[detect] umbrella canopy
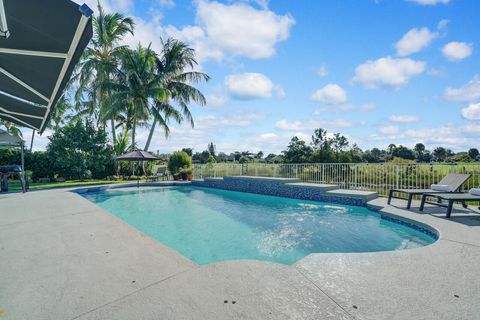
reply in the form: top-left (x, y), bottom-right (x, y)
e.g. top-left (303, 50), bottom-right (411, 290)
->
top-left (0, 0), bottom-right (93, 133)
top-left (115, 150), bottom-right (161, 161)
top-left (0, 128), bottom-right (23, 148)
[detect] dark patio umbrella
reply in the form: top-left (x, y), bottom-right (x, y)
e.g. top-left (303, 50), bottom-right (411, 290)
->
top-left (115, 151), bottom-right (161, 187)
top-left (0, 0), bottom-right (93, 133)
top-left (115, 150), bottom-right (161, 161)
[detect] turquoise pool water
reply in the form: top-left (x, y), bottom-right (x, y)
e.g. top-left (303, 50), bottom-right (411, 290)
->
top-left (83, 186), bottom-right (435, 265)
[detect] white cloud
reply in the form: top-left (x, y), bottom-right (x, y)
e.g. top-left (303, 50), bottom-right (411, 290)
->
top-left (444, 75), bottom-right (480, 103)
top-left (311, 84), bottom-right (347, 104)
top-left (352, 56), bottom-right (426, 89)
top-left (407, 0), bottom-right (449, 5)
top-left (76, 0), bottom-right (133, 14)
top-left (395, 27), bottom-right (438, 56)
top-left (168, 0), bottom-right (295, 62)
top-left (275, 119), bottom-right (355, 131)
top-left (437, 19), bottom-right (449, 30)
top-left (123, 16), bottom-right (165, 52)
top-left (275, 86), bottom-right (286, 99)
top-left (158, 0), bottom-right (175, 8)
top-left (379, 126), bottom-right (400, 135)
top-left (225, 73), bottom-right (276, 100)
top-left (314, 103), bottom-right (377, 114)
top-left (461, 103), bottom-right (480, 121)
top-left (317, 64), bottom-right (328, 77)
top-left (206, 93), bottom-right (228, 108)
top-left (441, 42), bottom-right (473, 61)
top-left (389, 115), bottom-right (420, 123)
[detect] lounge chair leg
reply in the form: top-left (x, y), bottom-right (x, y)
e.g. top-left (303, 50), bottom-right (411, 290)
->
top-left (388, 190), bottom-right (394, 205)
top-left (446, 201), bottom-right (454, 218)
top-left (462, 202), bottom-right (468, 208)
top-left (407, 194), bottom-right (414, 209)
top-left (419, 194), bottom-right (427, 211)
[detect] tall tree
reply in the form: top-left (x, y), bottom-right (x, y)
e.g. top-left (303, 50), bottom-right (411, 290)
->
top-left (144, 38), bottom-right (209, 151)
top-left (282, 136), bottom-right (313, 163)
top-left (207, 142), bottom-right (216, 157)
top-left (468, 148), bottom-right (479, 160)
top-left (74, 3), bottom-right (134, 146)
top-left (433, 147), bottom-right (447, 162)
top-left (105, 44), bottom-right (163, 150)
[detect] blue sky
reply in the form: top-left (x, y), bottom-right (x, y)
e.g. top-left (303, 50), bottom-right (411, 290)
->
top-left (31, 0), bottom-right (480, 153)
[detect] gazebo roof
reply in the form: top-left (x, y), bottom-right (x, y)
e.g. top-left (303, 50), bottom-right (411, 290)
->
top-left (0, 128), bottom-right (23, 148)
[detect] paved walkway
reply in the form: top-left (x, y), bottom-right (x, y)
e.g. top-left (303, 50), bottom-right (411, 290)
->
top-left (1, 187), bottom-right (479, 319)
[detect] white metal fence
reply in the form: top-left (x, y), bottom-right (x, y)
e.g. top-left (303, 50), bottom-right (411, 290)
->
top-left (193, 163), bottom-right (480, 197)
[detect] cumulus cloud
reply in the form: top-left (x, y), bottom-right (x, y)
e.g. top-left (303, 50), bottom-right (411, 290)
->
top-left (206, 93), bottom-right (228, 108)
top-left (444, 75), bottom-right (480, 103)
top-left (461, 103), bottom-right (480, 121)
top-left (314, 103), bottom-right (377, 114)
top-left (275, 119), bottom-right (355, 131)
top-left (379, 126), bottom-right (400, 135)
top-left (225, 73), bottom-right (280, 100)
top-left (167, 0), bottom-right (294, 62)
top-left (158, 0), bottom-right (175, 8)
top-left (395, 27), bottom-right (438, 56)
top-left (407, 0), bottom-right (449, 5)
top-left (352, 56), bottom-right (426, 89)
top-left (389, 115), bottom-right (420, 123)
top-left (441, 42), bottom-right (473, 61)
top-left (311, 84), bottom-right (347, 104)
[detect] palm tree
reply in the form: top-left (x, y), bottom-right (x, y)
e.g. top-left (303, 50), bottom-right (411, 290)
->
top-left (143, 38), bottom-right (209, 151)
top-left (105, 44), bottom-right (166, 150)
top-left (73, 3), bottom-right (134, 145)
top-left (48, 97), bottom-right (72, 133)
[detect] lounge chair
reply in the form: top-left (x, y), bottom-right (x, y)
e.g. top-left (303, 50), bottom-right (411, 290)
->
top-left (419, 188), bottom-right (480, 218)
top-left (148, 167), bottom-right (167, 182)
top-left (387, 173), bottom-right (471, 209)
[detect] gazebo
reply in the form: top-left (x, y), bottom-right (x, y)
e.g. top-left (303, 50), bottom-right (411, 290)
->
top-left (0, 128), bottom-right (25, 192)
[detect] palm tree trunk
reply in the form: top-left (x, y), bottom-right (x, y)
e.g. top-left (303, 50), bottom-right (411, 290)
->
top-left (110, 119), bottom-right (116, 147)
top-left (131, 117), bottom-right (136, 151)
top-left (144, 119), bottom-right (157, 151)
top-left (30, 130), bottom-right (35, 152)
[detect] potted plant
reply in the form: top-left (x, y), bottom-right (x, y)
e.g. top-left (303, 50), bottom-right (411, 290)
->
top-left (179, 166), bottom-right (193, 181)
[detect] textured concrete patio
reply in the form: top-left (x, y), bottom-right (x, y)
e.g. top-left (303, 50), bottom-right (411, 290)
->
top-left (1, 186), bottom-right (479, 319)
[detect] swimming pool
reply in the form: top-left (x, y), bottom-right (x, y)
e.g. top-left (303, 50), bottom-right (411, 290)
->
top-left (83, 186), bottom-right (436, 265)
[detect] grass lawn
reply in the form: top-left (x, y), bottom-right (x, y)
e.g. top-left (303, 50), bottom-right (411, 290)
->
top-left (7, 179), bottom-right (148, 191)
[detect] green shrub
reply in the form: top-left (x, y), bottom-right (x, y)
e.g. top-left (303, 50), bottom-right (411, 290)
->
top-left (168, 151), bottom-right (192, 175)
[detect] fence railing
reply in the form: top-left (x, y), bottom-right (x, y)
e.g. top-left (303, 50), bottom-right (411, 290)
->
top-left (193, 162), bottom-right (480, 197)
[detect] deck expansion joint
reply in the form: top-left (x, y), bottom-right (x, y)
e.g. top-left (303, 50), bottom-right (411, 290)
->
top-left (294, 266), bottom-right (359, 320)
top-left (69, 267), bottom-right (197, 320)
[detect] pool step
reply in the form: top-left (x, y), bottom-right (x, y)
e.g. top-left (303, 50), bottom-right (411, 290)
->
top-left (285, 182), bottom-right (339, 192)
top-left (326, 189), bottom-right (378, 202)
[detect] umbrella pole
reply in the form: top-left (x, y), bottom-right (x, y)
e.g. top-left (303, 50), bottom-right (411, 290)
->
top-left (20, 141), bottom-right (26, 193)
top-left (137, 160), bottom-right (139, 188)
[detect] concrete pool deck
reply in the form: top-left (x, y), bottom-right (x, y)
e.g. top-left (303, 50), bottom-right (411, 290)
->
top-left (1, 185), bottom-right (479, 319)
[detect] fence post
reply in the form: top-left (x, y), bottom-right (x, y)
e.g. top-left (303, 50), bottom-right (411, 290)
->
top-left (355, 165), bottom-right (358, 189)
top-left (273, 165), bottom-right (276, 177)
top-left (295, 164), bottom-right (298, 179)
top-left (214, 166), bottom-right (216, 178)
top-left (396, 164), bottom-right (400, 189)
